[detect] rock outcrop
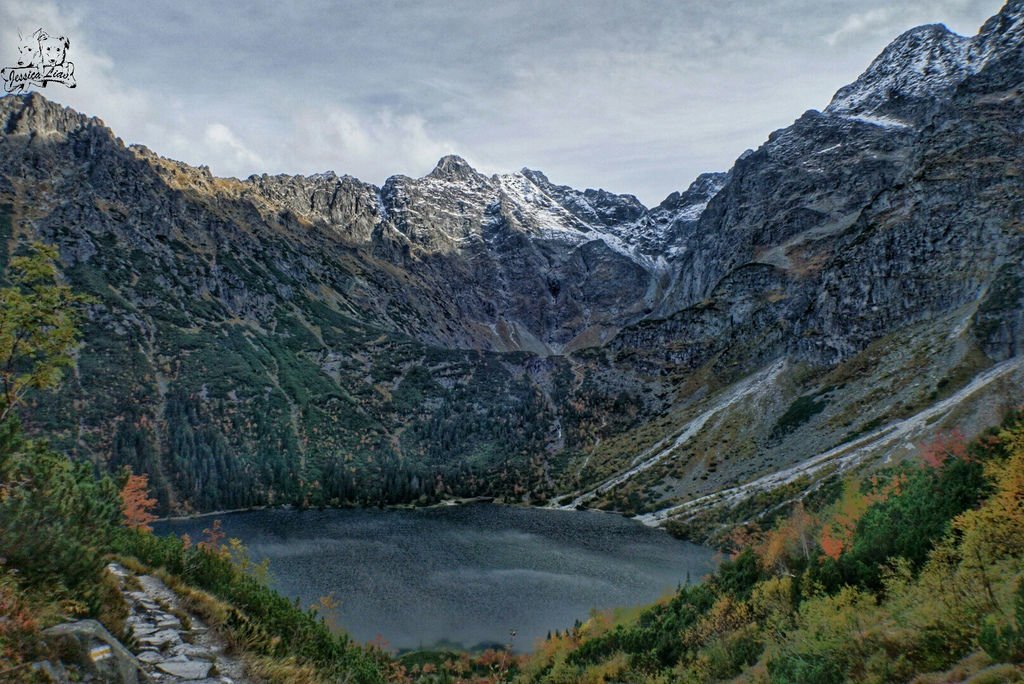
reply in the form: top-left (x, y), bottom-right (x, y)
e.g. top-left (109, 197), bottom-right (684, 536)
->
top-left (41, 619), bottom-right (151, 683)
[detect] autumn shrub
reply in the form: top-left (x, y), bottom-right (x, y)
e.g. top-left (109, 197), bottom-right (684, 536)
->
top-left (120, 471), bottom-right (158, 532)
top-left (0, 570), bottom-right (42, 672)
top-left (686, 622), bottom-right (762, 681)
top-left (766, 586), bottom-right (881, 684)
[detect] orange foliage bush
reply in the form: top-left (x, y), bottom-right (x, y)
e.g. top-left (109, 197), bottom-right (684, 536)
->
top-left (0, 577), bottom-right (40, 668)
top-left (198, 519), bottom-right (226, 553)
top-left (919, 430), bottom-right (968, 469)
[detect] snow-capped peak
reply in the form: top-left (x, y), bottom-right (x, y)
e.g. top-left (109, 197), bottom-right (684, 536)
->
top-left (826, 0), bottom-right (1024, 124)
top-left (826, 24), bottom-right (971, 118)
top-left (971, 0), bottom-right (1024, 68)
top-left (492, 171), bottom-right (657, 267)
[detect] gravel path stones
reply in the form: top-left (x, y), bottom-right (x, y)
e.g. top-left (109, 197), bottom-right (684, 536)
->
top-left (107, 563), bottom-right (251, 683)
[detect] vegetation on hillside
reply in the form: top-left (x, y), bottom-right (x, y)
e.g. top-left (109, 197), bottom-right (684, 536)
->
top-left (516, 416), bottom-right (1024, 683)
top-left (38, 226), bottom-right (586, 515)
top-left (3, 241), bottom-right (1024, 683)
top-left (0, 244), bottom-right (392, 682)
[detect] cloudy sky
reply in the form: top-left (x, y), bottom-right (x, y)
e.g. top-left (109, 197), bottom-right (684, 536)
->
top-left (0, 0), bottom-right (1005, 205)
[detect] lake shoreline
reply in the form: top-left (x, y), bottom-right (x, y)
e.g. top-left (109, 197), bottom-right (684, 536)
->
top-left (154, 496), bottom-right (640, 524)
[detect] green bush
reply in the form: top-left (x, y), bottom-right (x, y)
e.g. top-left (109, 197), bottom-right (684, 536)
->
top-left (767, 650), bottom-right (845, 684)
top-left (839, 455), bottom-right (988, 589)
top-left (980, 579), bottom-right (1024, 663)
top-left (712, 548), bottom-right (762, 600)
top-left (771, 395), bottom-right (827, 439)
top-left (0, 420), bottom-right (121, 613)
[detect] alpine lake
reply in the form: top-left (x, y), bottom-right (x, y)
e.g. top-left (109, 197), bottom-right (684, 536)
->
top-left (155, 504), bottom-right (717, 653)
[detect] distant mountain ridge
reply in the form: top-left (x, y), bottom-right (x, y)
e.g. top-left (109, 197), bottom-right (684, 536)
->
top-left (243, 149), bottom-right (723, 354)
top-left (0, 0), bottom-right (1022, 534)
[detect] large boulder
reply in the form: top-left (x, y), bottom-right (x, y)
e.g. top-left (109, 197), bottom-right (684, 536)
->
top-left (42, 619), bottom-right (151, 683)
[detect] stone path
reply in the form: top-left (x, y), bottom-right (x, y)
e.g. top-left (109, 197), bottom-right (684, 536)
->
top-left (107, 563), bottom-right (251, 683)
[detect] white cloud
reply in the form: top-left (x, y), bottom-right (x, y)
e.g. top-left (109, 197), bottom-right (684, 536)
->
top-left (825, 8), bottom-right (896, 46)
top-left (274, 106), bottom-right (458, 182)
top-left (202, 123), bottom-right (265, 176)
top-left (0, 1), bottom-right (456, 184)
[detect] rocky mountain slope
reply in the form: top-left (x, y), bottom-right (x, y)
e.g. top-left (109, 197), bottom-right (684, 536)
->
top-left (552, 0), bottom-right (1024, 529)
top-left (1, 0), bottom-right (1023, 533)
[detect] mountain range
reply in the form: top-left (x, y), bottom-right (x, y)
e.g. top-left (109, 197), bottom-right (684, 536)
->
top-left (1, 0), bottom-right (1023, 539)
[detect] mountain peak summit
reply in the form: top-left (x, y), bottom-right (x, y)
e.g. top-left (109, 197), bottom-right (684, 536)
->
top-left (826, 23), bottom-right (971, 119)
top-left (427, 155), bottom-right (485, 183)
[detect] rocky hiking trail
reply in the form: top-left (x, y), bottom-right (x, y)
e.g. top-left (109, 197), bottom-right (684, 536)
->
top-left (107, 562), bottom-right (251, 683)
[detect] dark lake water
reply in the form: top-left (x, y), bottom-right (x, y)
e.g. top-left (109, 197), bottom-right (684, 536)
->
top-left (154, 505), bottom-right (716, 652)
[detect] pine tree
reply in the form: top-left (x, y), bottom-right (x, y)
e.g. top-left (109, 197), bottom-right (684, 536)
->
top-left (0, 242), bottom-right (92, 424)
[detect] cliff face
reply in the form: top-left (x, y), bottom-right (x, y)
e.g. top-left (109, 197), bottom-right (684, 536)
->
top-left (1, 1), bottom-right (1022, 524)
